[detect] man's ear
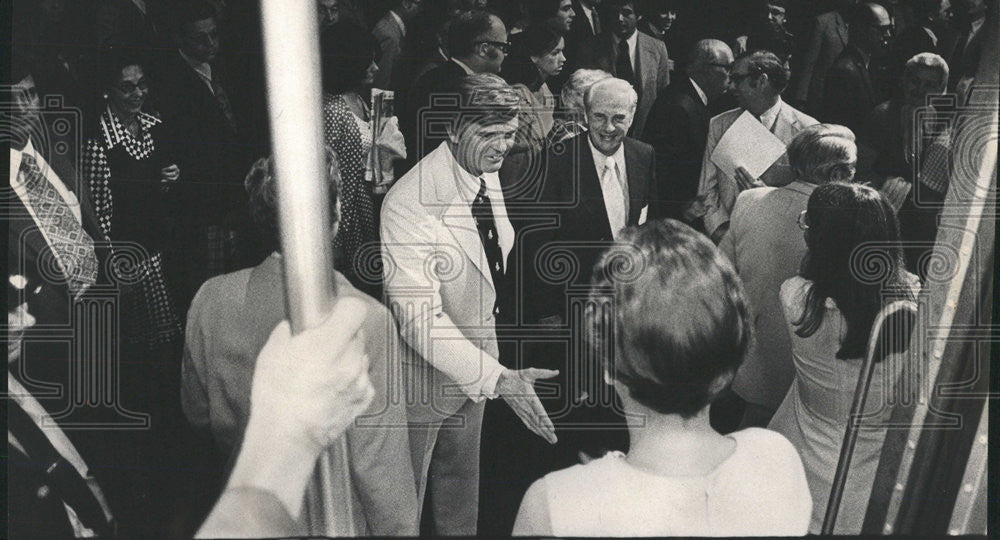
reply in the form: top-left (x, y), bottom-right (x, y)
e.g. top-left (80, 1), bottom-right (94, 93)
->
top-left (707, 370), bottom-right (735, 399)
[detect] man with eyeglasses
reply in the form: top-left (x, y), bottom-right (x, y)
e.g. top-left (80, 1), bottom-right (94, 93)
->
top-left (643, 39), bottom-right (734, 223)
top-left (153, 1), bottom-right (256, 315)
top-left (822, 3), bottom-right (895, 135)
top-left (695, 50), bottom-right (819, 243)
top-left (399, 10), bottom-right (510, 170)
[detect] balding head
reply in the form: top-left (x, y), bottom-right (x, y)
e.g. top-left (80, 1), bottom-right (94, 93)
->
top-left (687, 39), bottom-right (735, 100)
top-left (849, 3), bottom-right (893, 53)
top-left (584, 78), bottom-right (637, 155)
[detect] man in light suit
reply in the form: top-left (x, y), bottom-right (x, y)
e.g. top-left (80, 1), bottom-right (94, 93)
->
top-left (372, 0), bottom-right (423, 91)
top-left (715, 124), bottom-right (858, 430)
top-left (382, 73), bottom-right (558, 536)
top-left (793, 0), bottom-right (858, 113)
top-left (696, 50), bottom-right (819, 242)
top-left (575, 0), bottom-right (670, 137)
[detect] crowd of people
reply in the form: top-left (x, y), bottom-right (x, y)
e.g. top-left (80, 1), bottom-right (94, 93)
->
top-left (6, 0), bottom-right (993, 537)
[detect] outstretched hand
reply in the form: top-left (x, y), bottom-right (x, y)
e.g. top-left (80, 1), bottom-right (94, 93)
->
top-left (497, 368), bottom-right (560, 444)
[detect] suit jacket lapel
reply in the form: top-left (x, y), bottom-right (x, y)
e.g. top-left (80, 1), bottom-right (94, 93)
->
top-left (623, 139), bottom-right (649, 225)
top-left (772, 104), bottom-right (801, 145)
top-left (835, 12), bottom-right (849, 47)
top-left (577, 139), bottom-right (615, 240)
top-left (433, 147), bottom-right (495, 290)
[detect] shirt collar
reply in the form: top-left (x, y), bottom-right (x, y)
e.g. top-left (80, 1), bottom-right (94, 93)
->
top-left (99, 105), bottom-right (160, 149)
top-left (442, 143), bottom-right (503, 205)
top-left (759, 97), bottom-right (783, 131)
top-left (970, 17), bottom-right (985, 39)
top-left (179, 49), bottom-right (212, 82)
top-left (689, 77), bottom-right (708, 106)
top-left (626, 30), bottom-right (638, 50)
top-left (588, 135), bottom-right (627, 178)
top-left (390, 10), bottom-right (406, 36)
top-left (451, 57), bottom-right (476, 75)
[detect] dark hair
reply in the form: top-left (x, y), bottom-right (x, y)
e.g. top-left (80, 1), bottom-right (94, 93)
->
top-left (320, 22), bottom-right (380, 94)
top-left (98, 48), bottom-right (147, 90)
top-left (640, 0), bottom-right (683, 17)
top-left (501, 24), bottom-right (562, 88)
top-left (171, 0), bottom-right (217, 33)
top-left (245, 148), bottom-right (342, 252)
top-left (588, 219), bottom-right (751, 418)
top-left (912, 0), bottom-right (943, 19)
top-left (448, 10), bottom-right (499, 58)
top-left (452, 73), bottom-right (520, 132)
top-left (527, 0), bottom-right (567, 23)
top-left (795, 183), bottom-right (915, 359)
top-left (737, 49), bottom-right (790, 92)
top-left (7, 48), bottom-right (35, 86)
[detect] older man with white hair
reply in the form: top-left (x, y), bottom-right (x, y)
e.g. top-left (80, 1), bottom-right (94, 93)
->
top-left (518, 75), bottom-right (654, 461)
top-left (713, 124), bottom-right (858, 431)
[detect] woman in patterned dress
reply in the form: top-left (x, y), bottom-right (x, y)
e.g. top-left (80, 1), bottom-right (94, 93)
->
top-left (83, 52), bottom-right (182, 349)
top-left (319, 22), bottom-right (384, 298)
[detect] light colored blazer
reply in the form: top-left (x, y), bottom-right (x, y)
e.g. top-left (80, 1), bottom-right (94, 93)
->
top-left (373, 11), bottom-right (405, 91)
top-left (697, 102), bottom-right (818, 236)
top-left (718, 181), bottom-right (815, 410)
top-left (381, 142), bottom-right (510, 409)
top-left (181, 256), bottom-right (419, 535)
top-left (578, 30), bottom-right (670, 137)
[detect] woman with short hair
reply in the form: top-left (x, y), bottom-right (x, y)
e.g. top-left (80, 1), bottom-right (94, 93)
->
top-left (769, 182), bottom-right (920, 534)
top-left (83, 50), bottom-right (182, 348)
top-left (547, 68), bottom-right (612, 144)
top-left (513, 219), bottom-right (813, 537)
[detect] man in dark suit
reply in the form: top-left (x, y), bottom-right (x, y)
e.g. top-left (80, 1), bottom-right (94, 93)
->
top-left (575, 0), bottom-right (670, 136)
top-left (793, 0), bottom-right (858, 113)
top-left (643, 39), bottom-right (734, 224)
top-left (397, 10), bottom-right (508, 171)
top-left (946, 0), bottom-right (990, 96)
top-left (823, 2), bottom-right (894, 135)
top-left (566, 0), bottom-right (603, 51)
top-left (153, 2), bottom-right (258, 313)
top-left (523, 75), bottom-right (653, 449)
top-left (372, 0), bottom-right (423, 91)
top-left (483, 76), bottom-right (652, 535)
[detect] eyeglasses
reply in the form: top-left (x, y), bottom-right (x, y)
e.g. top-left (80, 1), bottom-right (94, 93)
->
top-left (478, 40), bottom-right (510, 54)
top-left (797, 210), bottom-right (809, 231)
top-left (115, 80), bottom-right (149, 95)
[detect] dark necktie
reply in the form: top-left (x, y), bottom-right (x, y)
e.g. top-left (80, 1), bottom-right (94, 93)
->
top-left (470, 178), bottom-right (505, 317)
top-left (8, 399), bottom-right (114, 536)
top-left (616, 39), bottom-right (635, 85)
top-left (591, 12), bottom-right (601, 35)
top-left (18, 154), bottom-right (99, 298)
top-left (210, 73), bottom-right (237, 133)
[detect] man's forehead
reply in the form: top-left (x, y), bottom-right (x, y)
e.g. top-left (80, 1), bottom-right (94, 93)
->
top-left (188, 18), bottom-right (217, 33)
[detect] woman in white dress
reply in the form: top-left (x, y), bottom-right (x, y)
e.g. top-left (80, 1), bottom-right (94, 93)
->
top-left (513, 219), bottom-right (813, 537)
top-left (769, 182), bottom-right (920, 534)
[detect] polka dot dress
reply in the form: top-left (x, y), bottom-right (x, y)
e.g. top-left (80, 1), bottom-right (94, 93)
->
top-left (322, 93), bottom-right (379, 293)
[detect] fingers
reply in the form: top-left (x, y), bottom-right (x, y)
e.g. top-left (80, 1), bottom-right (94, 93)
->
top-left (521, 368), bottom-right (560, 382)
top-left (528, 396), bottom-right (557, 444)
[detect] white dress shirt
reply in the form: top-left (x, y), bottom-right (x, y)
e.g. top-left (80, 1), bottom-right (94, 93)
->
top-left (759, 97), bottom-right (783, 132)
top-left (451, 57), bottom-right (476, 75)
top-left (179, 49), bottom-right (215, 94)
top-left (588, 139), bottom-right (630, 237)
top-left (448, 149), bottom-right (515, 268)
top-left (690, 78), bottom-right (709, 106)
top-left (390, 9), bottom-right (406, 36)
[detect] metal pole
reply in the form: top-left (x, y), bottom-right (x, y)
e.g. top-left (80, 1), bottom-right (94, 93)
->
top-left (260, 0), bottom-right (335, 333)
top-left (259, 1), bottom-right (355, 535)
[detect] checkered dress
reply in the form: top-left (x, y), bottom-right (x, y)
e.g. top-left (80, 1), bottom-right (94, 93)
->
top-left (83, 107), bottom-right (182, 347)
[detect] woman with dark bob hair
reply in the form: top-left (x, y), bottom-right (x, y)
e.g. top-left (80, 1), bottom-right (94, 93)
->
top-left (768, 182), bottom-right (919, 534)
top-left (320, 21), bottom-right (397, 298)
top-left (513, 219), bottom-right (812, 536)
